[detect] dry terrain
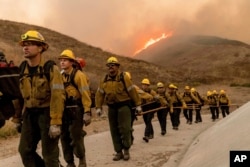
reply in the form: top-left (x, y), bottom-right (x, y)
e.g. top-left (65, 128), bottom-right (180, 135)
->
top-left (1, 19), bottom-right (250, 167)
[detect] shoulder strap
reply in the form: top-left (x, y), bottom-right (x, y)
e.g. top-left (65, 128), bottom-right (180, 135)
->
top-left (43, 60), bottom-right (56, 81)
top-left (103, 74), bottom-right (109, 83)
top-left (69, 68), bottom-right (78, 89)
top-left (19, 60), bottom-right (28, 78)
top-left (119, 72), bottom-right (129, 94)
top-left (19, 60), bottom-right (56, 81)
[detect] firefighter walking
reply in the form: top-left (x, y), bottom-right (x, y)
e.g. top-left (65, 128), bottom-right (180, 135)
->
top-left (191, 87), bottom-right (205, 123)
top-left (14, 30), bottom-right (65, 167)
top-left (218, 90), bottom-right (231, 118)
top-left (59, 49), bottom-right (92, 167)
top-left (95, 56), bottom-right (142, 161)
top-left (156, 82), bottom-right (171, 135)
top-left (168, 84), bottom-right (187, 130)
top-left (182, 86), bottom-right (200, 124)
top-left (206, 91), bottom-right (218, 121)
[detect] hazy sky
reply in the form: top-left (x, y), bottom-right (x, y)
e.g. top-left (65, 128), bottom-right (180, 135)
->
top-left (1, 0), bottom-right (250, 56)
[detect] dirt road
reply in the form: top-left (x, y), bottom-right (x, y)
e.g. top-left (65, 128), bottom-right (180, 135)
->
top-left (1, 113), bottom-right (216, 167)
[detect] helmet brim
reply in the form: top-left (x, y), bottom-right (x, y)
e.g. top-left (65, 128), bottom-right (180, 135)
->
top-left (19, 40), bottom-right (49, 51)
top-left (58, 55), bottom-right (75, 60)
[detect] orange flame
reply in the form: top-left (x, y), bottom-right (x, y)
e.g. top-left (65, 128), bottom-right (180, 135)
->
top-left (134, 32), bottom-right (173, 55)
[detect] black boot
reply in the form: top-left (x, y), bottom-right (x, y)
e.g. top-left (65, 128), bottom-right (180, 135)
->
top-left (123, 149), bottom-right (130, 161)
top-left (113, 152), bottom-right (124, 161)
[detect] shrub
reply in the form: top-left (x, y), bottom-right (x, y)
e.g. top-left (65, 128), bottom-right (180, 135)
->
top-left (229, 83), bottom-right (241, 87)
top-left (0, 120), bottom-right (18, 138)
top-left (241, 83), bottom-right (250, 87)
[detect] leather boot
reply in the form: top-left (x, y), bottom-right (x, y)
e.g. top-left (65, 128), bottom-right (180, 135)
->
top-left (113, 152), bottom-right (124, 161)
top-left (143, 136), bottom-right (149, 142)
top-left (78, 157), bottom-right (87, 167)
top-left (123, 149), bottom-right (130, 161)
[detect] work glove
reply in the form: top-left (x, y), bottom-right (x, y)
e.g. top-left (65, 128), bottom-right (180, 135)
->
top-left (96, 108), bottom-right (103, 117)
top-left (14, 123), bottom-right (22, 133)
top-left (48, 125), bottom-right (61, 139)
top-left (170, 107), bottom-right (174, 113)
top-left (83, 112), bottom-right (91, 126)
top-left (154, 95), bottom-right (161, 103)
top-left (182, 104), bottom-right (188, 109)
top-left (135, 106), bottom-right (142, 115)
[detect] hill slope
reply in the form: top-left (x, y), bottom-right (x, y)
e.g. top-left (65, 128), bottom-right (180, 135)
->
top-left (0, 20), bottom-right (181, 88)
top-left (135, 35), bottom-right (250, 84)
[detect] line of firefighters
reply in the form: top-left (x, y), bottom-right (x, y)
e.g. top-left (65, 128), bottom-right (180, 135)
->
top-left (0, 30), bottom-right (232, 167)
top-left (123, 75), bottom-right (231, 144)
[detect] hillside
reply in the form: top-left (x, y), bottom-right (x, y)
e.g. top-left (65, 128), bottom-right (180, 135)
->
top-left (135, 35), bottom-right (250, 85)
top-left (0, 20), bottom-right (181, 89)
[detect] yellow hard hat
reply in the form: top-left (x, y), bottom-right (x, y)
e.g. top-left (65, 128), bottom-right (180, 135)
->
top-left (169, 83), bottom-right (176, 89)
top-left (191, 87), bottom-right (196, 92)
top-left (106, 56), bottom-right (120, 65)
top-left (141, 78), bottom-right (150, 85)
top-left (59, 49), bottom-right (75, 60)
top-left (185, 86), bottom-right (190, 90)
top-left (220, 89), bottom-right (226, 94)
top-left (207, 91), bottom-right (212, 96)
top-left (19, 30), bottom-right (49, 51)
top-left (157, 82), bottom-right (164, 88)
top-left (212, 90), bottom-right (217, 94)
top-left (124, 72), bottom-right (131, 80)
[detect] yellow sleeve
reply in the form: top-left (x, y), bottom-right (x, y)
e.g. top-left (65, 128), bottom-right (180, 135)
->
top-left (95, 78), bottom-right (105, 109)
top-left (191, 92), bottom-right (201, 104)
top-left (123, 74), bottom-right (141, 106)
top-left (176, 92), bottom-right (187, 107)
top-left (49, 65), bottom-right (65, 125)
top-left (74, 71), bottom-right (91, 112)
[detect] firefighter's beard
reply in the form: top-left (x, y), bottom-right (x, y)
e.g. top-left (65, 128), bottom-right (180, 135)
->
top-left (108, 67), bottom-right (117, 76)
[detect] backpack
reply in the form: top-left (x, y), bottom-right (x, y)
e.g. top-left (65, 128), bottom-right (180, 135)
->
top-left (0, 66), bottom-right (22, 123)
top-left (219, 95), bottom-right (228, 104)
top-left (63, 68), bottom-right (95, 108)
top-left (19, 60), bottom-right (56, 81)
top-left (0, 66), bottom-right (22, 99)
top-left (103, 72), bottom-right (135, 108)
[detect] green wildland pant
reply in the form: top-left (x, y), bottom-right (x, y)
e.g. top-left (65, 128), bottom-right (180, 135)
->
top-left (60, 105), bottom-right (86, 164)
top-left (108, 104), bottom-right (132, 153)
top-left (19, 107), bottom-right (60, 167)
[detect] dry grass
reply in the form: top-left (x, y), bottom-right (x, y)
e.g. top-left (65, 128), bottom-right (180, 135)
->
top-left (0, 121), bottom-right (17, 139)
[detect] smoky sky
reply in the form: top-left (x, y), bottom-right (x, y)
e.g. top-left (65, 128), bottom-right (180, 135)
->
top-left (1, 0), bottom-right (250, 56)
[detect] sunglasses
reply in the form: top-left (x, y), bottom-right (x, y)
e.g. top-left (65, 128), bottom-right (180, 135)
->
top-left (106, 63), bottom-right (117, 67)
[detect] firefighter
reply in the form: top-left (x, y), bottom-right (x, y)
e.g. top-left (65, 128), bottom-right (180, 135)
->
top-left (182, 86), bottom-right (200, 124)
top-left (156, 82), bottom-right (171, 135)
top-left (15, 30), bottom-right (65, 167)
top-left (124, 72), bottom-right (153, 145)
top-left (212, 90), bottom-right (220, 119)
top-left (191, 87), bottom-right (205, 123)
top-left (168, 84), bottom-right (187, 130)
top-left (140, 78), bottom-right (166, 142)
top-left (95, 56), bottom-right (142, 161)
top-left (218, 89), bottom-right (231, 118)
top-left (206, 91), bottom-right (218, 121)
top-left (59, 49), bottom-right (92, 167)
